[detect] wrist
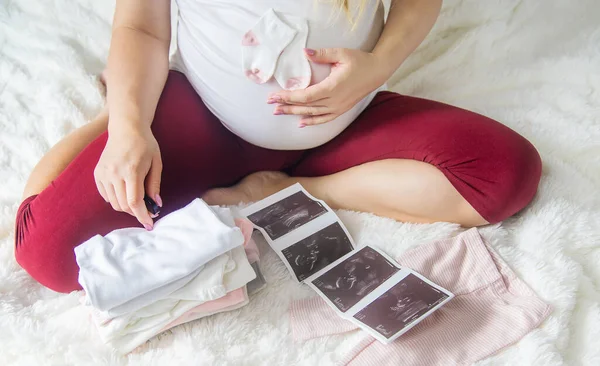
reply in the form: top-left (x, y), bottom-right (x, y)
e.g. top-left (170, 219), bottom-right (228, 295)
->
top-left (371, 38), bottom-right (412, 80)
top-left (106, 96), bottom-right (154, 134)
top-left (107, 115), bottom-right (151, 137)
top-left (370, 50), bottom-right (399, 85)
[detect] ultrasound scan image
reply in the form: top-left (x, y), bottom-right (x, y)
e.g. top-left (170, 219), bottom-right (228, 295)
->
top-left (247, 191), bottom-right (327, 240)
top-left (282, 222), bottom-right (354, 281)
top-left (353, 273), bottom-right (449, 338)
top-left (311, 246), bottom-right (399, 312)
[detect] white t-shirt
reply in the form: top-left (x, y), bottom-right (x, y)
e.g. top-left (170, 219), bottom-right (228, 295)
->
top-left (172, 0), bottom-right (385, 150)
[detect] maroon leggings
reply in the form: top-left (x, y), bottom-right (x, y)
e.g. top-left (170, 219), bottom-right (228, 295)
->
top-left (14, 71), bottom-right (541, 293)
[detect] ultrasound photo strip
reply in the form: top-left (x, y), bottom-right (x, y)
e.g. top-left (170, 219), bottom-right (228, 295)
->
top-left (308, 246), bottom-right (400, 312)
top-left (243, 188), bottom-right (328, 241)
top-left (240, 183), bottom-right (357, 283)
top-left (305, 245), bottom-right (454, 344)
top-left (281, 222), bottom-right (355, 282)
top-left (240, 185), bottom-right (453, 343)
top-left (352, 273), bottom-right (450, 341)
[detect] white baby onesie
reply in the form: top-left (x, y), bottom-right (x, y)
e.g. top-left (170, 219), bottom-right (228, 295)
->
top-left (92, 245), bottom-right (256, 353)
top-left (89, 252), bottom-right (232, 326)
top-left (75, 198), bottom-right (244, 315)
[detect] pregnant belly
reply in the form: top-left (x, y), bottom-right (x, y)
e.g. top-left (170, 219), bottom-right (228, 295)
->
top-left (182, 57), bottom-right (375, 150)
top-left (174, 3), bottom-right (384, 150)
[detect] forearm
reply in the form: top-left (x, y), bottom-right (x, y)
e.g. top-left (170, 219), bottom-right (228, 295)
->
top-left (107, 29), bottom-right (169, 133)
top-left (106, 0), bottom-right (171, 134)
top-left (373, 0), bottom-right (442, 77)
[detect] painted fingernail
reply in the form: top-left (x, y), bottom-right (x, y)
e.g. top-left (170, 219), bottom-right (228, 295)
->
top-left (150, 213), bottom-right (159, 219)
top-left (304, 48), bottom-right (316, 56)
top-left (144, 223), bottom-right (153, 231)
top-left (299, 123), bottom-right (306, 128)
top-left (267, 96), bottom-right (282, 104)
top-left (273, 109), bottom-right (283, 115)
top-left (155, 194), bottom-right (163, 207)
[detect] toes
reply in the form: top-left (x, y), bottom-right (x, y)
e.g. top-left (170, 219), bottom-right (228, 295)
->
top-left (202, 187), bottom-right (248, 206)
top-left (202, 188), bottom-right (229, 205)
top-left (202, 171), bottom-right (291, 206)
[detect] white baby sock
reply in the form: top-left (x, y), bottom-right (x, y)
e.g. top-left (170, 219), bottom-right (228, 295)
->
top-left (242, 9), bottom-right (297, 84)
top-left (274, 16), bottom-right (312, 90)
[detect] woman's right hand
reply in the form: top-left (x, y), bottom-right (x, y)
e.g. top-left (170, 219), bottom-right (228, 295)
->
top-left (94, 124), bottom-right (163, 230)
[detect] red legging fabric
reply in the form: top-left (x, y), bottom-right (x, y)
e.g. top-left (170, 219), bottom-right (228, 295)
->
top-left (14, 71), bottom-right (542, 293)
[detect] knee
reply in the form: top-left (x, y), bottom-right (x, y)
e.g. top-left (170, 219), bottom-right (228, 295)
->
top-left (14, 199), bottom-right (82, 293)
top-left (446, 127), bottom-right (542, 224)
top-left (484, 136), bottom-right (543, 223)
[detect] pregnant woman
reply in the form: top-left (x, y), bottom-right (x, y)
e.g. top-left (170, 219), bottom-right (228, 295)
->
top-left (14, 0), bottom-right (541, 293)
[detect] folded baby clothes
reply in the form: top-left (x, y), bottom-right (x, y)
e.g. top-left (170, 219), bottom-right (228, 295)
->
top-left (290, 229), bottom-right (552, 366)
top-left (95, 244), bottom-right (255, 354)
top-left (84, 214), bottom-right (259, 354)
top-left (88, 251), bottom-right (233, 332)
top-left (133, 218), bottom-right (265, 339)
top-left (75, 199), bottom-right (245, 315)
top-left (77, 201), bottom-right (265, 353)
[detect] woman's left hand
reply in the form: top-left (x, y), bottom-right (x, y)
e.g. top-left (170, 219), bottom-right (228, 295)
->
top-left (267, 48), bottom-right (391, 127)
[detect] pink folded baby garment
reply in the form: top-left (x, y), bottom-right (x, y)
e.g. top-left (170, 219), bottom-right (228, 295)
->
top-left (235, 218), bottom-right (266, 294)
top-left (159, 287), bottom-right (249, 332)
top-left (290, 228), bottom-right (552, 366)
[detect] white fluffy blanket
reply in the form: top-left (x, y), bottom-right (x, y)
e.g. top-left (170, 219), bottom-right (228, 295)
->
top-left (1, 0), bottom-right (599, 365)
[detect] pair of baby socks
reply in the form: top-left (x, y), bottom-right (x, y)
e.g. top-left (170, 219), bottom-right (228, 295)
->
top-left (241, 9), bottom-right (311, 90)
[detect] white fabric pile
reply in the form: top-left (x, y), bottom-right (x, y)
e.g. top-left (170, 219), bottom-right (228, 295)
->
top-left (0, 0), bottom-right (599, 365)
top-left (75, 199), bottom-right (257, 354)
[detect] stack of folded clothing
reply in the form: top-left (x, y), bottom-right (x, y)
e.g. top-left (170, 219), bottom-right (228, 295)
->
top-left (74, 199), bottom-right (266, 354)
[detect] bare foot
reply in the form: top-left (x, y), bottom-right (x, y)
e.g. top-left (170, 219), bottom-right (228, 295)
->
top-left (202, 171), bottom-right (292, 206)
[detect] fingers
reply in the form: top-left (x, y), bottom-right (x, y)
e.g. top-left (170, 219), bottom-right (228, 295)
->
top-left (266, 47), bottom-right (354, 126)
top-left (304, 48), bottom-right (348, 64)
top-left (145, 153), bottom-right (163, 210)
top-left (114, 180), bottom-right (133, 216)
top-left (274, 104), bottom-right (330, 116)
top-left (95, 169), bottom-right (130, 214)
top-left (126, 176), bottom-right (154, 229)
top-left (270, 100), bottom-right (339, 126)
top-left (267, 81), bottom-right (333, 105)
top-left (104, 183), bottom-right (123, 213)
top-left (97, 170), bottom-right (159, 230)
top-left (300, 114), bottom-right (337, 126)
top-left (96, 178), bottom-right (109, 202)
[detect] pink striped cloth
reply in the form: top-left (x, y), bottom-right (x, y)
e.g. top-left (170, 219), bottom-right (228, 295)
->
top-left (290, 228), bottom-right (552, 366)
